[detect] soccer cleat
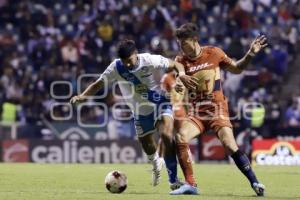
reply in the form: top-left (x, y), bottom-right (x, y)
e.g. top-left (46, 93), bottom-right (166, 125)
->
top-left (170, 180), bottom-right (185, 191)
top-left (252, 182), bottom-right (265, 196)
top-left (169, 183), bottom-right (199, 195)
top-left (152, 157), bottom-right (164, 186)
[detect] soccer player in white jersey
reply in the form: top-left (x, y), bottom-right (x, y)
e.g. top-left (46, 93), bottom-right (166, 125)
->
top-left (70, 40), bottom-right (198, 190)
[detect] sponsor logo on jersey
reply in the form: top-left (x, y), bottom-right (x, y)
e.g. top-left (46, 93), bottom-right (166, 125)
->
top-left (121, 72), bottom-right (136, 82)
top-left (135, 84), bottom-right (148, 94)
top-left (188, 62), bottom-right (213, 73)
top-left (140, 66), bottom-right (152, 78)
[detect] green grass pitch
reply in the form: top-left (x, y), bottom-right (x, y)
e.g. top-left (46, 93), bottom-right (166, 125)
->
top-left (0, 163), bottom-right (299, 200)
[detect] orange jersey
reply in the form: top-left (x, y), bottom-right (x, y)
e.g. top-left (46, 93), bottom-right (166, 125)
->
top-left (175, 46), bottom-right (233, 104)
top-left (175, 46), bottom-right (233, 133)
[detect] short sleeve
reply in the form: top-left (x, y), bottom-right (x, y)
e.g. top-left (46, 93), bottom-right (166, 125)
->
top-left (97, 60), bottom-right (117, 84)
top-left (149, 54), bottom-right (170, 69)
top-left (214, 47), bottom-right (234, 68)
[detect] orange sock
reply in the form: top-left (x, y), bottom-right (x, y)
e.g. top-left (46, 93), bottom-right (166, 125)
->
top-left (176, 143), bottom-right (196, 186)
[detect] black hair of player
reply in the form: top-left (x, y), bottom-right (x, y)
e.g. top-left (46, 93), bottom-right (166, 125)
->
top-left (175, 23), bottom-right (199, 39)
top-left (117, 39), bottom-right (137, 59)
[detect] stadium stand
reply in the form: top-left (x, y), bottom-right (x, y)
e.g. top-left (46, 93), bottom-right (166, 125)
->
top-left (0, 0), bottom-right (299, 139)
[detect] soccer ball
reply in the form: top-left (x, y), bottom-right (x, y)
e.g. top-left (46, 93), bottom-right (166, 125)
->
top-left (104, 170), bottom-right (128, 193)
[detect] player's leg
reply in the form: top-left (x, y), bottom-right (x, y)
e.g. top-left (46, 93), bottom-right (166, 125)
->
top-left (170, 119), bottom-right (201, 195)
top-left (217, 127), bottom-right (265, 196)
top-left (135, 113), bottom-right (164, 186)
top-left (176, 120), bottom-right (201, 186)
top-left (157, 138), bottom-right (182, 189)
top-left (138, 132), bottom-right (157, 156)
top-left (157, 138), bottom-right (164, 157)
top-left (156, 115), bottom-right (180, 187)
top-left (138, 132), bottom-right (164, 186)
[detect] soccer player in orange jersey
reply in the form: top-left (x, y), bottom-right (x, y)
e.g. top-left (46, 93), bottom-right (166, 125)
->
top-left (170, 23), bottom-right (268, 196)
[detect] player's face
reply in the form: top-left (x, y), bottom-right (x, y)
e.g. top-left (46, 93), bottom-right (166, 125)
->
top-left (177, 38), bottom-right (198, 58)
top-left (121, 52), bottom-right (138, 70)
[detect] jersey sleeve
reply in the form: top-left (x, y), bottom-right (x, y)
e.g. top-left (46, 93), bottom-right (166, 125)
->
top-left (214, 47), bottom-right (234, 68)
top-left (97, 60), bottom-right (117, 84)
top-left (148, 54), bottom-right (170, 69)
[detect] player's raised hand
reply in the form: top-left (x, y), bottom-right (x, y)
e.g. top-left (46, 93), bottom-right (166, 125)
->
top-left (70, 95), bottom-right (86, 104)
top-left (178, 75), bottom-right (198, 91)
top-left (249, 35), bottom-right (268, 55)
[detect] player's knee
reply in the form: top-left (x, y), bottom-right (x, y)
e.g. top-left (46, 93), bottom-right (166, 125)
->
top-left (218, 128), bottom-right (238, 154)
top-left (220, 138), bottom-right (238, 154)
top-left (158, 122), bottom-right (173, 138)
top-left (175, 132), bottom-right (188, 143)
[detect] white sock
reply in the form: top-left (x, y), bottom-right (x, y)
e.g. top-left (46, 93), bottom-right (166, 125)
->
top-left (147, 151), bottom-right (159, 162)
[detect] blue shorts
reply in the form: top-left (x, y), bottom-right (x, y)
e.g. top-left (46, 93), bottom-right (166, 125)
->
top-left (134, 104), bottom-right (173, 137)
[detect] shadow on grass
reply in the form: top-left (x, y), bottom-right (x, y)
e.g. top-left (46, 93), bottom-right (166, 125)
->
top-left (203, 193), bottom-right (299, 199)
top-left (124, 191), bottom-right (163, 195)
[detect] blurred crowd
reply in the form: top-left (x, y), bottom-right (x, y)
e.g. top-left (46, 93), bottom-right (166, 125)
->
top-left (0, 0), bottom-right (300, 139)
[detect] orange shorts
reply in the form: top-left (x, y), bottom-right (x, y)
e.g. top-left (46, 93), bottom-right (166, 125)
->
top-left (188, 100), bottom-right (232, 133)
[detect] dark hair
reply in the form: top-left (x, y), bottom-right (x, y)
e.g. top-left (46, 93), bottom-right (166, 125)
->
top-left (117, 39), bottom-right (137, 59)
top-left (175, 23), bottom-right (199, 39)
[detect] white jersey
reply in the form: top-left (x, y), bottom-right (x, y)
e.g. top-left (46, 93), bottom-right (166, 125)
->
top-left (98, 53), bottom-right (170, 116)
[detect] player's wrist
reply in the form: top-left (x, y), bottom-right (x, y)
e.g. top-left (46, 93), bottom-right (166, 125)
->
top-left (247, 50), bottom-right (256, 57)
top-left (178, 72), bottom-right (186, 77)
top-left (79, 94), bottom-right (87, 99)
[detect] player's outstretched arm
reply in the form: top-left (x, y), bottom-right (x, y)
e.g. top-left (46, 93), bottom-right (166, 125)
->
top-left (224, 35), bottom-right (268, 74)
top-left (168, 59), bottom-right (198, 91)
top-left (70, 78), bottom-right (105, 104)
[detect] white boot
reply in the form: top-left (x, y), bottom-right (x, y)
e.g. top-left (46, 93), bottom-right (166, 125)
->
top-left (152, 157), bottom-right (164, 186)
